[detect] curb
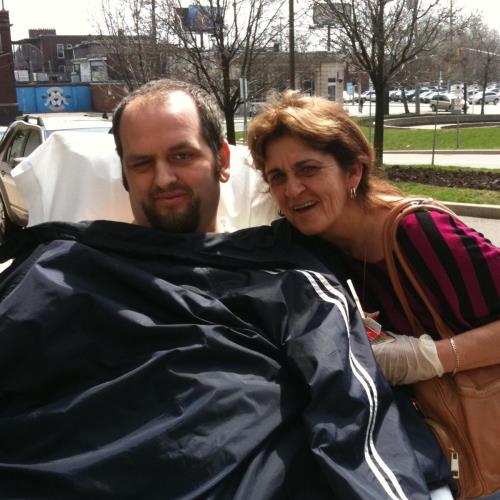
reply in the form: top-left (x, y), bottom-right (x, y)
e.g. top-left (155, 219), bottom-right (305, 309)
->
top-left (443, 202), bottom-right (500, 219)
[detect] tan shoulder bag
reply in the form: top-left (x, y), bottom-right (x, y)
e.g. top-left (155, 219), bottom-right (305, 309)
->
top-left (382, 197), bottom-right (500, 499)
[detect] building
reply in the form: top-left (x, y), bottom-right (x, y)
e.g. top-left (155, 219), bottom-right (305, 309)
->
top-left (232, 50), bottom-right (346, 103)
top-left (0, 7), bottom-right (19, 124)
top-left (72, 40), bottom-right (110, 83)
top-left (13, 29), bottom-right (92, 82)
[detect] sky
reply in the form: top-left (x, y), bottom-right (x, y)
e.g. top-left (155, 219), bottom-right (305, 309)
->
top-left (5, 0), bottom-right (500, 42)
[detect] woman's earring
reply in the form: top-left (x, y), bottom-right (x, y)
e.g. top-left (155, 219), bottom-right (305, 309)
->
top-left (349, 186), bottom-right (357, 199)
top-left (278, 209), bottom-right (285, 217)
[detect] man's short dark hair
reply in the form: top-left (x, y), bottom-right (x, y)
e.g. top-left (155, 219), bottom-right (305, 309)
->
top-left (112, 79), bottom-right (225, 189)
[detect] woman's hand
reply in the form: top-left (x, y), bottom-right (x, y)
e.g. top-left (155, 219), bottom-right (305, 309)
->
top-left (372, 333), bottom-right (444, 385)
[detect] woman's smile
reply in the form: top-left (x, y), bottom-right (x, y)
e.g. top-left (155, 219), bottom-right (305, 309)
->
top-left (291, 200), bottom-right (317, 212)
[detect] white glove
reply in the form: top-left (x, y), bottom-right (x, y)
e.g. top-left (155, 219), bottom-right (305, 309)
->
top-left (372, 333), bottom-right (444, 385)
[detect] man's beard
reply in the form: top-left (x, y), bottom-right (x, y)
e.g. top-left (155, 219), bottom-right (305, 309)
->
top-left (142, 195), bottom-right (201, 233)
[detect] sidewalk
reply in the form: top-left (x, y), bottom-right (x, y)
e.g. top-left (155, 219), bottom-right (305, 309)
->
top-left (444, 202), bottom-right (500, 247)
top-left (388, 149), bottom-right (500, 155)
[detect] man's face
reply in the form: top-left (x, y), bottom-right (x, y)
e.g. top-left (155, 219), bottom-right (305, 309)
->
top-left (120, 92), bottom-right (230, 233)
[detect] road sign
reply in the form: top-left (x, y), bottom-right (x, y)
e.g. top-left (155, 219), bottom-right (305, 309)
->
top-left (239, 78), bottom-right (248, 100)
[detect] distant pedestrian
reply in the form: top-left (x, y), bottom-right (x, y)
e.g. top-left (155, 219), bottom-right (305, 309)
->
top-left (358, 97), bottom-right (365, 113)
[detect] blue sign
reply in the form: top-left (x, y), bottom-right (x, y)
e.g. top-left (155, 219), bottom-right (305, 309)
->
top-left (16, 85), bottom-right (92, 113)
top-left (188, 5), bottom-right (218, 33)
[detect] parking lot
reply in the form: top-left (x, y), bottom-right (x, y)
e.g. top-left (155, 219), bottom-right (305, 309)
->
top-left (344, 100), bottom-right (500, 117)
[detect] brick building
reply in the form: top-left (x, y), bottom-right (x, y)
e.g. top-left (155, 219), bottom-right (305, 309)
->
top-left (13, 29), bottom-right (91, 82)
top-left (0, 7), bottom-right (18, 124)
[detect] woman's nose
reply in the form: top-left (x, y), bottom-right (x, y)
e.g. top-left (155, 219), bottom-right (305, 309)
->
top-left (285, 176), bottom-right (305, 197)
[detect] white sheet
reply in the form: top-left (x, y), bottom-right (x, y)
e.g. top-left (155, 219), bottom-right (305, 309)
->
top-left (13, 131), bottom-right (278, 232)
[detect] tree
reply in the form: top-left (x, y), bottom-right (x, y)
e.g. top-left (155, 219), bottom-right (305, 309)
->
top-left (95, 0), bottom-right (175, 90)
top-left (461, 23), bottom-right (499, 115)
top-left (160, 0), bottom-right (286, 144)
top-left (315, 0), bottom-right (450, 165)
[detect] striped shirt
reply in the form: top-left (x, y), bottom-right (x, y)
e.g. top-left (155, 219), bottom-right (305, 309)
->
top-left (341, 210), bottom-right (500, 339)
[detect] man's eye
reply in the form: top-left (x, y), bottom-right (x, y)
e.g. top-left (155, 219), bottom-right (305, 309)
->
top-left (172, 152), bottom-right (192, 161)
top-left (128, 159), bottom-right (150, 169)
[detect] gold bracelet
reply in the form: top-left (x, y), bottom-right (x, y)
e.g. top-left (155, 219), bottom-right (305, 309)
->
top-left (450, 337), bottom-right (459, 376)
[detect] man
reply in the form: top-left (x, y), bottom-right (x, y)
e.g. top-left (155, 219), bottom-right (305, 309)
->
top-left (112, 79), bottom-right (230, 233)
top-left (0, 80), bottom-right (433, 499)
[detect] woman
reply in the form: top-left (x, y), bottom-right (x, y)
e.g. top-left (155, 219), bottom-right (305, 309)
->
top-left (247, 91), bottom-right (500, 499)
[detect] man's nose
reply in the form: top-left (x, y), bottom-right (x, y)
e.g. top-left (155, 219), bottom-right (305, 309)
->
top-left (153, 160), bottom-right (177, 187)
top-left (285, 176), bottom-right (305, 197)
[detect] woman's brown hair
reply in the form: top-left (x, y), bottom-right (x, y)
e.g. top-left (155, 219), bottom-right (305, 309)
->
top-left (247, 91), bottom-right (400, 208)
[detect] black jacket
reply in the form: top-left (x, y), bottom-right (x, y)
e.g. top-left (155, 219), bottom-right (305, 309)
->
top-left (0, 221), bottom-right (430, 499)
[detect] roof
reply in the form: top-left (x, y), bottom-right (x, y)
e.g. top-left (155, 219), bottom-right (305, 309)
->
top-left (17, 113), bottom-right (112, 131)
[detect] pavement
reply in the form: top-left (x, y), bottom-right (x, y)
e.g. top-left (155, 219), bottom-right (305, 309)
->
top-left (384, 149), bottom-right (500, 169)
top-left (445, 203), bottom-right (500, 247)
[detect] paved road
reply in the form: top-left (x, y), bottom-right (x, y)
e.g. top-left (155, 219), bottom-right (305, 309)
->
top-left (383, 152), bottom-right (500, 168)
top-left (461, 216), bottom-right (500, 247)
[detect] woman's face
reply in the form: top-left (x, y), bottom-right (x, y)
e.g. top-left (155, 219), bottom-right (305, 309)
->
top-left (264, 135), bottom-right (357, 240)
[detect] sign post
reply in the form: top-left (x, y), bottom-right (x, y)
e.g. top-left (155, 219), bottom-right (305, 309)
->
top-left (240, 77), bottom-right (248, 140)
top-left (454, 83), bottom-right (461, 148)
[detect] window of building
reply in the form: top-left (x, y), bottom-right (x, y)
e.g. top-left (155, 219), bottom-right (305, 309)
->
top-left (90, 60), bottom-right (107, 82)
top-left (57, 44), bottom-right (65, 58)
top-left (58, 65), bottom-right (66, 74)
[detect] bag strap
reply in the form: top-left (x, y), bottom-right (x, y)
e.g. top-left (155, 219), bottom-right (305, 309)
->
top-left (382, 197), bottom-right (456, 339)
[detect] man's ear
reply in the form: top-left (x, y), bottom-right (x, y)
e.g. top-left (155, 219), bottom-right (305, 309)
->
top-left (218, 141), bottom-right (230, 183)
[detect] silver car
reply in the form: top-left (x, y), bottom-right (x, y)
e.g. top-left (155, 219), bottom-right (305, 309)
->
top-left (468, 91), bottom-right (499, 105)
top-left (0, 113), bottom-right (112, 241)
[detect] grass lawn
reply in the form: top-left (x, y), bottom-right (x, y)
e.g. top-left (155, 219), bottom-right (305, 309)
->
top-left (360, 125), bottom-right (500, 150)
top-left (392, 182), bottom-right (500, 205)
top-left (238, 126), bottom-right (500, 150)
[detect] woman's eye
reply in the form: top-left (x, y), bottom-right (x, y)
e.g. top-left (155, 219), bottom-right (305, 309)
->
top-left (267, 171), bottom-right (286, 184)
top-left (299, 165), bottom-right (319, 176)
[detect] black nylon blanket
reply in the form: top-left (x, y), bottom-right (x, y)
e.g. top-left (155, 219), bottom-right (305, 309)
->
top-left (0, 221), bottom-right (432, 499)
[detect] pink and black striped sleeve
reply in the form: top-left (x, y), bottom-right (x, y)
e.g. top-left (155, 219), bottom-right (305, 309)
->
top-left (397, 210), bottom-right (500, 334)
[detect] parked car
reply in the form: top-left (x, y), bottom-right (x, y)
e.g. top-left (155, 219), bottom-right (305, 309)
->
top-left (0, 113), bottom-right (112, 241)
top-left (388, 89), bottom-right (400, 101)
top-left (468, 91), bottom-right (499, 105)
top-left (342, 91), bottom-right (360, 103)
top-left (360, 90), bottom-right (376, 102)
top-left (417, 90), bottom-right (435, 103)
top-left (402, 89), bottom-right (416, 101)
top-left (429, 93), bottom-right (453, 112)
top-left (391, 89), bottom-right (404, 101)
top-left (408, 88), bottom-right (429, 102)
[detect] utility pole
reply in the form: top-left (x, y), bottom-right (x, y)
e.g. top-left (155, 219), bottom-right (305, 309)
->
top-left (289, 0), bottom-right (295, 89)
